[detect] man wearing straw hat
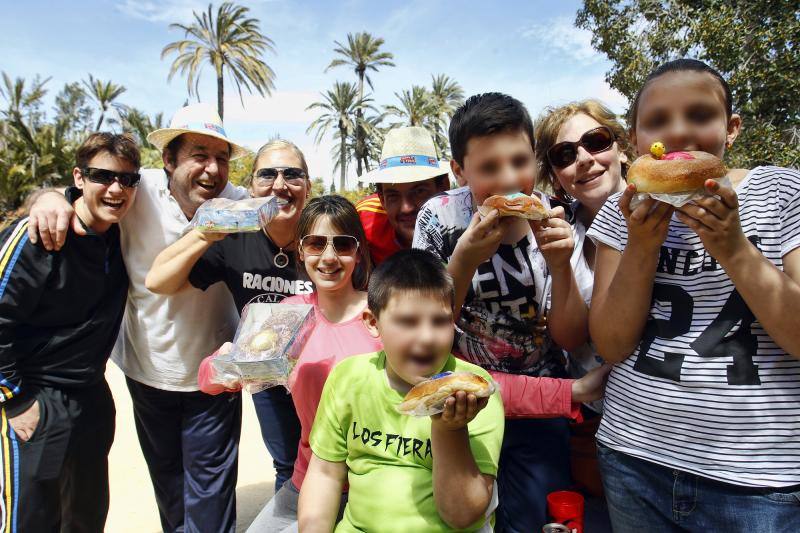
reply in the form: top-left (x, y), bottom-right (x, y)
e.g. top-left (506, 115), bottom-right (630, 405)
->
top-left (356, 126), bottom-right (451, 265)
top-left (27, 103), bottom-right (251, 532)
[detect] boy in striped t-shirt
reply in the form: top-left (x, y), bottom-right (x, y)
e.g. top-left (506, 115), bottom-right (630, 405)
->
top-left (589, 59), bottom-right (800, 532)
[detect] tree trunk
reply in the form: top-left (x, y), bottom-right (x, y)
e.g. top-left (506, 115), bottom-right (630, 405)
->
top-left (355, 130), bottom-right (364, 188)
top-left (217, 71), bottom-right (224, 120)
top-left (96, 111), bottom-right (105, 131)
top-left (355, 71), bottom-right (365, 178)
top-left (339, 126), bottom-right (347, 192)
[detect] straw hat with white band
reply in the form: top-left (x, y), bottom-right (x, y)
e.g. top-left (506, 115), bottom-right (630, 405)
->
top-left (146, 102), bottom-right (250, 160)
top-left (361, 126), bottom-right (450, 184)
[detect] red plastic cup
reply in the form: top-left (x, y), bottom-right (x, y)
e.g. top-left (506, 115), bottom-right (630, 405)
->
top-left (547, 490), bottom-right (585, 533)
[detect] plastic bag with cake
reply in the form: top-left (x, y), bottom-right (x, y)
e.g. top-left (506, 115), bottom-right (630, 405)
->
top-left (189, 196), bottom-right (282, 234)
top-left (210, 303), bottom-right (316, 393)
top-left (396, 371), bottom-right (498, 417)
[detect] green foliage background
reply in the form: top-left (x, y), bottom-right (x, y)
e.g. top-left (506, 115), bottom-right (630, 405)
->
top-left (577, 0), bottom-right (800, 168)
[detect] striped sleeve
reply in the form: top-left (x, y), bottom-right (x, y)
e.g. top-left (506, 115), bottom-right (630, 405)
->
top-left (778, 168), bottom-right (800, 256)
top-left (0, 218), bottom-right (52, 415)
top-left (586, 192), bottom-right (626, 252)
top-left (355, 195), bottom-right (386, 215)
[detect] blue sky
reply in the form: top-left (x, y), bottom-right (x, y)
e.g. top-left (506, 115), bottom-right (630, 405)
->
top-left (1, 0), bottom-right (625, 187)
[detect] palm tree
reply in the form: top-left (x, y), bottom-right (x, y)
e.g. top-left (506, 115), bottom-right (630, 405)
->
top-left (82, 74), bottom-right (126, 131)
top-left (326, 32), bottom-right (394, 176)
top-left (162, 2), bottom-right (276, 120)
top-left (385, 86), bottom-right (436, 128)
top-left (428, 74), bottom-right (464, 158)
top-left (118, 106), bottom-right (165, 149)
top-left (306, 82), bottom-right (374, 192)
top-left (359, 111), bottom-right (386, 168)
top-left (1, 74), bottom-right (75, 206)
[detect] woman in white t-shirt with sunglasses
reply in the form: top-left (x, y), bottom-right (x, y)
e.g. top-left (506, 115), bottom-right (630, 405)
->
top-left (533, 100), bottom-right (632, 513)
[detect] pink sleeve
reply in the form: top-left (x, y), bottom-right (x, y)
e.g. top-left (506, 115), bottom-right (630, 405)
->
top-left (197, 353), bottom-right (243, 395)
top-left (489, 371), bottom-right (579, 419)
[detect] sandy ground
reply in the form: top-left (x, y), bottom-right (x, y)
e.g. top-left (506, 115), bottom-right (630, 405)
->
top-left (104, 363), bottom-right (276, 532)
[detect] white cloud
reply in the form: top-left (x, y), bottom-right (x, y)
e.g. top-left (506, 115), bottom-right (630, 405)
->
top-left (519, 16), bottom-right (603, 64)
top-left (224, 91), bottom-right (320, 124)
top-left (116, 0), bottom-right (207, 23)
top-left (225, 90), bottom-right (363, 190)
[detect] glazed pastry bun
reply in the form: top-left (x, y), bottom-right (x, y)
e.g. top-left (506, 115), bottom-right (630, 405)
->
top-left (628, 143), bottom-right (727, 194)
top-left (479, 192), bottom-right (549, 220)
top-left (397, 371), bottom-right (495, 417)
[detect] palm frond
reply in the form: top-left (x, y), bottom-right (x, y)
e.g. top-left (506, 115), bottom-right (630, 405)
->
top-left (161, 1), bottom-right (276, 118)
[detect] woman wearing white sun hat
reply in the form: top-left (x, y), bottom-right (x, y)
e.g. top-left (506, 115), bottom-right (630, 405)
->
top-left (27, 102), bottom-right (256, 532)
top-left (355, 126), bottom-right (452, 265)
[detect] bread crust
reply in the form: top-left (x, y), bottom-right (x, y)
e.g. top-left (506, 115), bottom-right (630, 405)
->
top-left (628, 151), bottom-right (727, 193)
top-left (480, 193), bottom-right (549, 220)
top-left (397, 372), bottom-right (493, 416)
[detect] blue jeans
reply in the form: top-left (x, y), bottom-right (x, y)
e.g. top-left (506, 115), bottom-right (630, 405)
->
top-left (495, 418), bottom-right (572, 532)
top-left (598, 444), bottom-right (800, 532)
top-left (252, 386), bottom-right (301, 491)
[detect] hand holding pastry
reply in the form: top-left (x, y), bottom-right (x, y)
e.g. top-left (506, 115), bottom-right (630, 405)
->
top-left (531, 206), bottom-right (574, 269)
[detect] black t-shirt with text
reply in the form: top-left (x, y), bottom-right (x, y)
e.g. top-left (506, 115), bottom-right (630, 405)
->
top-left (189, 232), bottom-right (313, 313)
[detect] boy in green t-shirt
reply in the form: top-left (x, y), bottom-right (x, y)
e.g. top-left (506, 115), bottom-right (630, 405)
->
top-left (298, 249), bottom-right (505, 532)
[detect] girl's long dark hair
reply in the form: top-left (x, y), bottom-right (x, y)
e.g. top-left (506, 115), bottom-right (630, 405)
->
top-left (296, 195), bottom-right (372, 290)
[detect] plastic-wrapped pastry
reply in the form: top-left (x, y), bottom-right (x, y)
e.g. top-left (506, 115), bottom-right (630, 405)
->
top-left (397, 371), bottom-right (497, 417)
top-left (211, 303), bottom-right (315, 393)
top-left (190, 196), bottom-right (282, 233)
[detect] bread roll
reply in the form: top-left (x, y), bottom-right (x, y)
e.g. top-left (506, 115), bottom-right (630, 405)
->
top-left (249, 330), bottom-right (278, 351)
top-left (397, 371), bottom-right (495, 417)
top-left (628, 150), bottom-right (727, 194)
top-left (479, 192), bottom-right (549, 220)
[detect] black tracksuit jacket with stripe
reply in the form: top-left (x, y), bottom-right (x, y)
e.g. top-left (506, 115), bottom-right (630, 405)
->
top-left (0, 193), bottom-right (128, 417)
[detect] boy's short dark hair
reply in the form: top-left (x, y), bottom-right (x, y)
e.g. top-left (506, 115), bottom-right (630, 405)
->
top-left (368, 249), bottom-right (454, 318)
top-left (448, 93), bottom-right (535, 167)
top-left (76, 132), bottom-right (141, 169)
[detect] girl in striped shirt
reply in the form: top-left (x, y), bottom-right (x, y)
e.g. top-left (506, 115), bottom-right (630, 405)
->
top-left (588, 59), bottom-right (800, 532)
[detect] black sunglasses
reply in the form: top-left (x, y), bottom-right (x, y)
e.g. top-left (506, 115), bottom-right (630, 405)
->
top-left (81, 167), bottom-right (141, 188)
top-left (546, 126), bottom-right (616, 169)
top-left (254, 167), bottom-right (307, 185)
top-left (300, 235), bottom-right (359, 257)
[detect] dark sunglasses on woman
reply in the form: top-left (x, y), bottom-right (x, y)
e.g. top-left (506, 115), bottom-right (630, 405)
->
top-left (254, 167), bottom-right (307, 185)
top-left (81, 167), bottom-right (141, 188)
top-left (300, 234), bottom-right (359, 257)
top-left (546, 126), bottom-right (616, 169)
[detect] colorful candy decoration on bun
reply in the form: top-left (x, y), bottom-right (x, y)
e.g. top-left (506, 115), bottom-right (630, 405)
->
top-left (650, 141), bottom-right (666, 159)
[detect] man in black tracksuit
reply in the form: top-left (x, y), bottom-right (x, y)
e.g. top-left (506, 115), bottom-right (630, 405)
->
top-left (0, 133), bottom-right (140, 532)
